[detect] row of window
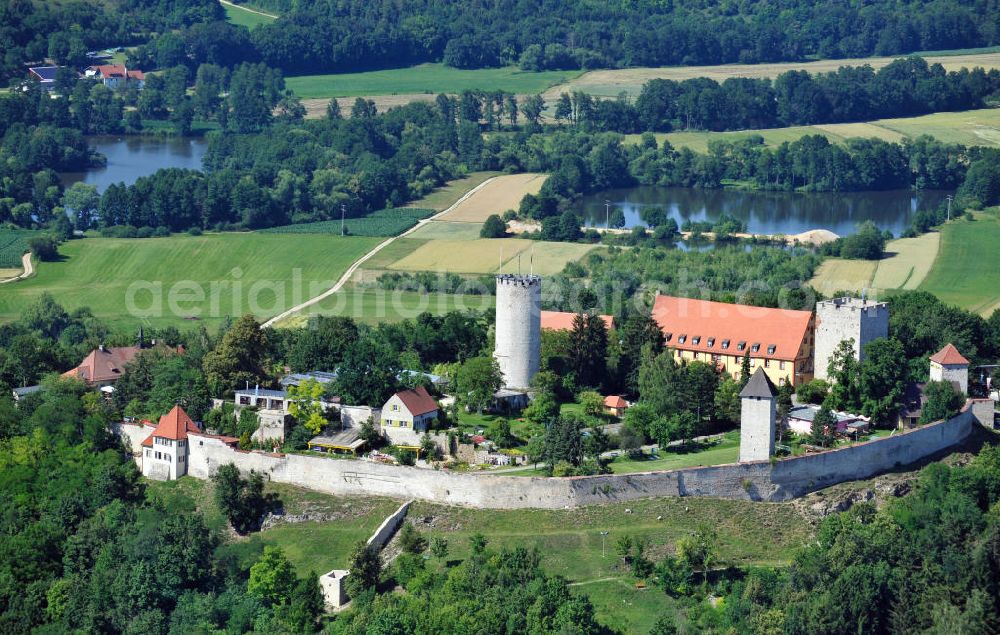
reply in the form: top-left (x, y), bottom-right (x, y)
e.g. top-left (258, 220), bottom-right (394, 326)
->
top-left (384, 419), bottom-right (409, 427)
top-left (665, 333), bottom-right (778, 355)
top-left (144, 449), bottom-right (185, 463)
top-left (676, 349), bottom-right (788, 370)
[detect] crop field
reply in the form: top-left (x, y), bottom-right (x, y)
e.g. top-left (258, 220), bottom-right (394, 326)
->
top-left (0, 229), bottom-right (36, 268)
top-left (261, 208), bottom-right (434, 237)
top-left (545, 50), bottom-right (1000, 99)
top-left (286, 64), bottom-right (581, 99)
top-left (436, 173), bottom-right (547, 222)
top-left (221, 0), bottom-right (276, 29)
top-left (409, 495), bottom-right (813, 631)
top-left (919, 212), bottom-right (1000, 315)
top-left (871, 233), bottom-right (940, 290)
top-left (386, 237), bottom-right (598, 275)
top-left (407, 172), bottom-right (501, 210)
top-left (0, 234), bottom-right (379, 330)
top-left (808, 258), bottom-right (878, 296)
top-left (628, 107), bottom-right (1000, 152)
top-left (407, 221), bottom-right (484, 241)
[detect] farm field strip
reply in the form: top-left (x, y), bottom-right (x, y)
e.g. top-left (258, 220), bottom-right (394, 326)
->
top-left (220, 0), bottom-right (276, 28)
top-left (435, 173), bottom-right (547, 222)
top-left (545, 50), bottom-right (1000, 99)
top-left (808, 258), bottom-right (878, 296)
top-left (870, 233), bottom-right (940, 290)
top-left (918, 213), bottom-right (1000, 315)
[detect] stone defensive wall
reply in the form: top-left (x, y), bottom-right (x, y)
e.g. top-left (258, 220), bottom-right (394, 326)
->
top-left (117, 402), bottom-right (989, 509)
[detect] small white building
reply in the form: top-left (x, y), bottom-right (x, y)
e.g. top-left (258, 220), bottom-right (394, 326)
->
top-left (319, 570), bottom-right (350, 609)
top-left (929, 343), bottom-right (969, 395)
top-left (139, 406), bottom-right (199, 480)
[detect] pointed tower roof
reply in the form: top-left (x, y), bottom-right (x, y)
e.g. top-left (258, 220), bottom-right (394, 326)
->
top-left (140, 405), bottom-right (199, 447)
top-left (740, 367), bottom-right (777, 399)
top-left (930, 343), bottom-right (969, 366)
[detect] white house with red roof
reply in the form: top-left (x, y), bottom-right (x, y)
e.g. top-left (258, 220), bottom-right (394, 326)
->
top-left (139, 405), bottom-right (201, 480)
top-left (84, 64), bottom-right (145, 89)
top-left (381, 386), bottom-right (439, 432)
top-left (929, 343), bottom-right (970, 395)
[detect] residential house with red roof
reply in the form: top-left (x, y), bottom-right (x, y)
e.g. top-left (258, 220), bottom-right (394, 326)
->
top-left (61, 344), bottom-right (140, 386)
top-left (381, 386), bottom-right (439, 432)
top-left (604, 395), bottom-right (629, 418)
top-left (540, 310), bottom-right (614, 331)
top-left (84, 64), bottom-right (145, 88)
top-left (651, 294), bottom-right (815, 386)
top-left (140, 406), bottom-right (201, 480)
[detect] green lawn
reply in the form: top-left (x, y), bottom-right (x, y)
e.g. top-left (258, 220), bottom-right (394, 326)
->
top-left (919, 211), bottom-right (1000, 315)
top-left (0, 233), bottom-right (379, 330)
top-left (276, 284), bottom-right (494, 327)
top-left (221, 1), bottom-right (276, 29)
top-left (145, 477), bottom-right (397, 576)
top-left (406, 171), bottom-right (500, 211)
top-left (285, 64), bottom-right (582, 99)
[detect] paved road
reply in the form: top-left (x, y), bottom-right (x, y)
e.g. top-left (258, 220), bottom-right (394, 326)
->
top-left (260, 177), bottom-right (499, 328)
top-left (219, 0), bottom-right (278, 19)
top-left (0, 252), bottom-right (33, 285)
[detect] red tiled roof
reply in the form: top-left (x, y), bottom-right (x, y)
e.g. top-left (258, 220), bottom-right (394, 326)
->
top-left (540, 310), bottom-right (614, 331)
top-left (126, 69), bottom-right (145, 80)
top-left (651, 295), bottom-right (813, 362)
top-left (148, 405), bottom-right (199, 441)
top-left (930, 343), bottom-right (969, 366)
top-left (92, 64), bottom-right (127, 78)
top-left (61, 346), bottom-right (140, 383)
top-left (604, 395), bottom-right (628, 409)
top-left (393, 386), bottom-right (438, 416)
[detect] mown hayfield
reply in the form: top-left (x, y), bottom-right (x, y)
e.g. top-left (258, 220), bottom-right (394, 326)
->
top-left (545, 49), bottom-right (1000, 98)
top-left (0, 233), bottom-right (379, 330)
top-left (286, 64), bottom-right (581, 99)
top-left (221, 1), bottom-right (276, 29)
top-left (871, 233), bottom-right (940, 290)
top-left (919, 213), bottom-right (1000, 315)
top-left (406, 171), bottom-right (500, 210)
top-left (631, 108), bottom-right (1000, 152)
top-left (809, 258), bottom-right (877, 296)
top-left (408, 221), bottom-right (484, 241)
top-left (436, 173), bottom-right (547, 222)
top-left (388, 238), bottom-right (532, 273)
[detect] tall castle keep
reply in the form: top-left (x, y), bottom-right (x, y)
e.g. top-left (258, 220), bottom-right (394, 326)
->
top-left (494, 274), bottom-right (541, 390)
top-left (814, 297), bottom-right (888, 381)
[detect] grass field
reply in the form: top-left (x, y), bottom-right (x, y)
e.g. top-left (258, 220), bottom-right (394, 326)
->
top-left (276, 284), bottom-right (496, 327)
top-left (546, 50), bottom-right (1000, 99)
top-left (406, 172), bottom-right (500, 210)
top-left (807, 258), bottom-right (878, 296)
top-left (261, 208), bottom-right (434, 237)
top-left (0, 233), bottom-right (379, 330)
top-left (221, 0), bottom-right (276, 29)
top-left (145, 477), bottom-right (397, 575)
top-left (387, 237), bottom-right (598, 275)
top-left (871, 233), bottom-right (940, 290)
top-left (919, 212), bottom-right (1000, 315)
top-left (286, 64), bottom-right (581, 99)
top-left (435, 173), bottom-right (547, 222)
top-left (628, 108), bottom-right (1000, 152)
top-left (407, 221), bottom-right (484, 241)
top-left (409, 495), bottom-right (813, 630)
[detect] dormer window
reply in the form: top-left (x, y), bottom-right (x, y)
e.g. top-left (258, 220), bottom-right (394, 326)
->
top-left (751, 343), bottom-right (761, 353)
top-left (664, 332), bottom-right (672, 342)
top-left (678, 335), bottom-right (687, 344)
top-left (707, 337), bottom-right (715, 347)
top-left (721, 339), bottom-right (730, 349)
top-left (737, 341), bottom-right (746, 351)
top-left (767, 344), bottom-right (776, 355)
top-left (692, 336), bottom-right (701, 345)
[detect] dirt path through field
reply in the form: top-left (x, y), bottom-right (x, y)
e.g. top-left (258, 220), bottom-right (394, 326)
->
top-left (0, 252), bottom-right (33, 285)
top-left (219, 0), bottom-right (277, 18)
top-left (261, 177), bottom-right (499, 328)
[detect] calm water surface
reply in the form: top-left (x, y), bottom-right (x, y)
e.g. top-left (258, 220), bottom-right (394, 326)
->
top-left (60, 136), bottom-right (208, 191)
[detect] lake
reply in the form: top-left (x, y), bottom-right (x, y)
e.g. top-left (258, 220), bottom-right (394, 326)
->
top-left (576, 187), bottom-right (952, 237)
top-left (60, 136), bottom-right (208, 191)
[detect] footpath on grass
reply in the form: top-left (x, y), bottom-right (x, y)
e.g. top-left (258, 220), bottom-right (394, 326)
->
top-left (261, 177), bottom-right (498, 328)
top-left (219, 0), bottom-right (277, 19)
top-left (0, 253), bottom-right (33, 285)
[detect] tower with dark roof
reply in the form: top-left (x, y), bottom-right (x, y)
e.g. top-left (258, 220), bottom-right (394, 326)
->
top-left (739, 368), bottom-right (777, 462)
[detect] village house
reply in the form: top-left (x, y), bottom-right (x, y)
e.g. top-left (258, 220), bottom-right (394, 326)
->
top-left (604, 395), bottom-right (629, 418)
top-left (232, 384), bottom-right (339, 443)
top-left (540, 310), bottom-right (615, 331)
top-left (84, 64), bottom-right (145, 89)
top-left (62, 344), bottom-right (141, 387)
top-left (651, 294), bottom-right (815, 386)
top-left (381, 386), bottom-right (439, 432)
top-left (786, 405), bottom-right (870, 438)
top-left (27, 66), bottom-right (61, 89)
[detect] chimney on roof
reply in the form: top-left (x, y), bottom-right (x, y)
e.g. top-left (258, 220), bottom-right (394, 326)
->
top-left (99, 343), bottom-right (105, 352)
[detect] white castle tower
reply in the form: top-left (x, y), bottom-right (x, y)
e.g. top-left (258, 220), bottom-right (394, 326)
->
top-left (739, 368), bottom-right (777, 463)
top-left (814, 296), bottom-right (888, 381)
top-left (494, 274), bottom-right (541, 390)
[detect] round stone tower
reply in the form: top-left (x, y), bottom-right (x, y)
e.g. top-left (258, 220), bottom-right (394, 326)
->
top-left (493, 274), bottom-right (541, 390)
